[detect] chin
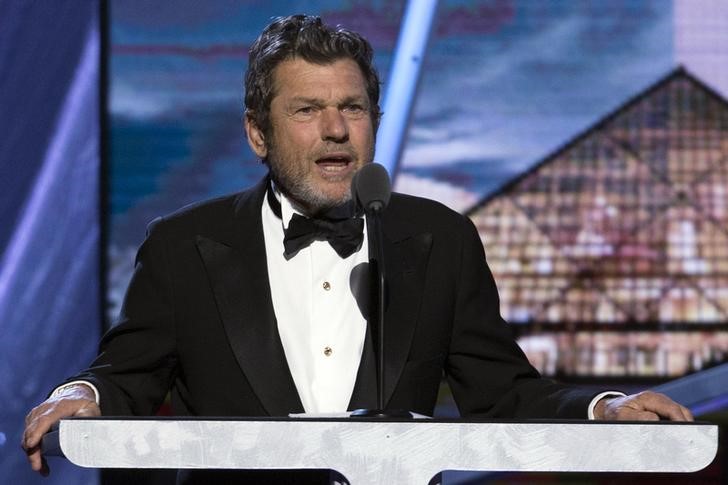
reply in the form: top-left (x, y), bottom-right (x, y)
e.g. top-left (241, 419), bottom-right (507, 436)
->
top-left (293, 188), bottom-right (352, 215)
top-left (315, 182), bottom-right (351, 202)
top-left (315, 193), bottom-right (351, 209)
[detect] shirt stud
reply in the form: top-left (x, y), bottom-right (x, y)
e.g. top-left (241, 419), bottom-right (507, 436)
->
top-left (323, 281), bottom-right (331, 291)
top-left (323, 346), bottom-right (333, 356)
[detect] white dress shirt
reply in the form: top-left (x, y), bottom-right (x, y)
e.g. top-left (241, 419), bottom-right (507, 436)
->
top-left (262, 188), bottom-right (368, 414)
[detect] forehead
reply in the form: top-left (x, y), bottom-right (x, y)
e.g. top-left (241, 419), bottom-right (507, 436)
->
top-left (270, 58), bottom-right (368, 101)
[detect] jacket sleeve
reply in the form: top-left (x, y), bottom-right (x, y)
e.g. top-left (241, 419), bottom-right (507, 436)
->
top-left (68, 218), bottom-right (178, 416)
top-left (445, 214), bottom-right (598, 419)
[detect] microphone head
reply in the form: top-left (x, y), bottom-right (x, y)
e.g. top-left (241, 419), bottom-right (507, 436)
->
top-left (352, 163), bottom-right (391, 213)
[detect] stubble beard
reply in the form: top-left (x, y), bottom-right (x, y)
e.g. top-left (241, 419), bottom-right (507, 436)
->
top-left (266, 143), bottom-right (374, 217)
top-left (266, 152), bottom-right (353, 216)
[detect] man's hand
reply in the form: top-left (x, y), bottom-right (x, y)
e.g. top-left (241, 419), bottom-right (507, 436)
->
top-left (22, 384), bottom-right (101, 476)
top-left (593, 391), bottom-right (693, 421)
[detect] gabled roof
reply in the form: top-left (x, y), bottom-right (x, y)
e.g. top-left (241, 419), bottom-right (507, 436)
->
top-left (467, 65), bottom-right (728, 326)
top-left (466, 66), bottom-right (728, 215)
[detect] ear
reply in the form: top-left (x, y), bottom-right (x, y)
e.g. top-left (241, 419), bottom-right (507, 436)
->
top-left (244, 112), bottom-right (268, 159)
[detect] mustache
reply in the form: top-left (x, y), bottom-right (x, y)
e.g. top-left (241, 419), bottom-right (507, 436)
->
top-left (313, 145), bottom-right (358, 160)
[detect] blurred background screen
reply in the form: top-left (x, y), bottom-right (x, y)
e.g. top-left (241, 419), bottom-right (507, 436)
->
top-left (107, 0), bottom-right (728, 385)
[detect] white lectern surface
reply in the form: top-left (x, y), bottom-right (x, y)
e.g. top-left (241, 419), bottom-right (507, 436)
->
top-left (46, 417), bottom-right (718, 484)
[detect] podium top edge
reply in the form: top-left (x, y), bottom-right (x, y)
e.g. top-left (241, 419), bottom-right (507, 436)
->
top-left (58, 416), bottom-right (718, 426)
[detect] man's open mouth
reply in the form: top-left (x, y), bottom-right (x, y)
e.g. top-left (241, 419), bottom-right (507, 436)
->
top-left (315, 155), bottom-right (353, 172)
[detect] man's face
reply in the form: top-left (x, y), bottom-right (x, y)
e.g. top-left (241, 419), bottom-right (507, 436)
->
top-left (246, 58), bottom-right (376, 215)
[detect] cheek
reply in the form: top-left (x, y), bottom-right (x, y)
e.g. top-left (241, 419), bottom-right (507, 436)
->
top-left (352, 123), bottom-right (375, 154)
top-left (280, 124), bottom-right (322, 156)
top-left (270, 123), bottom-right (305, 151)
top-left (287, 117), bottom-right (317, 136)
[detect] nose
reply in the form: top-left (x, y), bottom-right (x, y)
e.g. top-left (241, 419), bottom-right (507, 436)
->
top-left (320, 108), bottom-right (348, 142)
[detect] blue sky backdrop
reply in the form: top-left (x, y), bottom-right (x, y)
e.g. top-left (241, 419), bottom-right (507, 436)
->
top-left (398, 0), bottom-right (674, 208)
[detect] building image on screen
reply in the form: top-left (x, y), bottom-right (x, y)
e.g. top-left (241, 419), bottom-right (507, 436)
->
top-left (469, 68), bottom-right (728, 380)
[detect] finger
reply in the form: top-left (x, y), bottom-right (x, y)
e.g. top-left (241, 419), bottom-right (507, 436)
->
top-left (23, 414), bottom-right (53, 451)
top-left (655, 402), bottom-right (687, 421)
top-left (24, 444), bottom-right (43, 472)
top-left (22, 418), bottom-right (38, 451)
top-left (640, 393), bottom-right (690, 421)
top-left (676, 404), bottom-right (694, 422)
top-left (615, 408), bottom-right (660, 421)
top-left (23, 409), bottom-right (43, 445)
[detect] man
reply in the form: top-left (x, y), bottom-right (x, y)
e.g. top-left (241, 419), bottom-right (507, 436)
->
top-left (23, 14), bottom-right (692, 481)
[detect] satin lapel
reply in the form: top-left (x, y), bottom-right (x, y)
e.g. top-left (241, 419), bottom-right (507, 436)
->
top-left (195, 180), bottom-right (304, 416)
top-left (347, 320), bottom-right (377, 410)
top-left (380, 215), bottom-right (433, 407)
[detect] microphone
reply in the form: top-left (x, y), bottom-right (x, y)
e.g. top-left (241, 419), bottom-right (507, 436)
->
top-left (350, 163), bottom-right (412, 419)
top-left (352, 162), bottom-right (391, 213)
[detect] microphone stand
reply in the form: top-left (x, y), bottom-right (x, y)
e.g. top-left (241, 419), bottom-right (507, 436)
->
top-left (351, 201), bottom-right (412, 419)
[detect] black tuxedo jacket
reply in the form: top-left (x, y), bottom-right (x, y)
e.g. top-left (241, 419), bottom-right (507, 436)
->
top-left (75, 177), bottom-right (596, 419)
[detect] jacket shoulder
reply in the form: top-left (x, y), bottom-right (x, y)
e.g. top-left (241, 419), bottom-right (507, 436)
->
top-left (388, 192), bottom-right (472, 232)
top-left (146, 179), bottom-right (266, 234)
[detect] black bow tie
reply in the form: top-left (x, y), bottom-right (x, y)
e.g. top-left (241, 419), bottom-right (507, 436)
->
top-left (267, 185), bottom-right (364, 259)
top-left (285, 213), bottom-right (364, 259)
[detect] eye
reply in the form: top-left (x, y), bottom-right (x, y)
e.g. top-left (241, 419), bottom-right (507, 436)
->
top-left (343, 104), bottom-right (365, 113)
top-left (290, 105), bottom-right (319, 120)
top-left (342, 104), bottom-right (368, 117)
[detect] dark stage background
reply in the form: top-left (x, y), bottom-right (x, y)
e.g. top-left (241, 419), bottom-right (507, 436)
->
top-left (0, 1), bottom-right (102, 484)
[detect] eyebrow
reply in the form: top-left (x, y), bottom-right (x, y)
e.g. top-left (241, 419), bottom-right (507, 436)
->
top-left (289, 96), bottom-right (324, 106)
top-left (289, 95), bottom-right (368, 106)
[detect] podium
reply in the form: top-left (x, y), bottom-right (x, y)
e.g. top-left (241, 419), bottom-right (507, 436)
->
top-left (43, 417), bottom-right (718, 484)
